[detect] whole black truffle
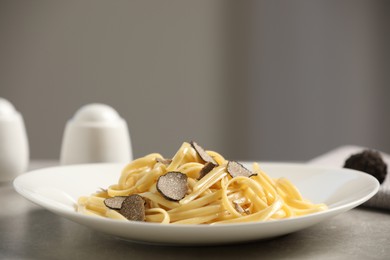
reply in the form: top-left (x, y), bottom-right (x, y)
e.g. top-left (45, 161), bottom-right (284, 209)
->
top-left (344, 150), bottom-right (387, 184)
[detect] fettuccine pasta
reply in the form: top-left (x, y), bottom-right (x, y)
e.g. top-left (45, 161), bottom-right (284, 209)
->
top-left (77, 142), bottom-right (327, 224)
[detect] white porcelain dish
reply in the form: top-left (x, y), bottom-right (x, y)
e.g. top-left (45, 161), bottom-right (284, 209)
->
top-left (13, 163), bottom-right (379, 245)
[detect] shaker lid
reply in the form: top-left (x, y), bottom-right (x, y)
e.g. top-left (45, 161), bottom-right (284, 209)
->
top-left (0, 97), bottom-right (18, 118)
top-left (72, 103), bottom-right (122, 124)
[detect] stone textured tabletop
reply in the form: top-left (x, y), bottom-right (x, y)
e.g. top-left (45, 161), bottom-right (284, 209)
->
top-left (1, 161), bottom-right (389, 260)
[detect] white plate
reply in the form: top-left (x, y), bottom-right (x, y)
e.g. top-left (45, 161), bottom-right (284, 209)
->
top-left (13, 162), bottom-right (379, 245)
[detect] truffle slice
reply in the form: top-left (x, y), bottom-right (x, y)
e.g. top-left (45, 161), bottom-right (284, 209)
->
top-left (190, 141), bottom-right (218, 166)
top-left (198, 162), bottom-right (216, 179)
top-left (344, 150), bottom-right (387, 184)
top-left (156, 157), bottom-right (172, 166)
top-left (234, 202), bottom-right (249, 215)
top-left (104, 196), bottom-right (127, 210)
top-left (227, 161), bottom-right (257, 178)
top-left (157, 172), bottom-right (188, 201)
top-left (119, 194), bottom-right (146, 221)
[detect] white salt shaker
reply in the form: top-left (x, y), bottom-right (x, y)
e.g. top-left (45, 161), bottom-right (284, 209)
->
top-left (60, 103), bottom-right (133, 165)
top-left (0, 98), bottom-right (29, 182)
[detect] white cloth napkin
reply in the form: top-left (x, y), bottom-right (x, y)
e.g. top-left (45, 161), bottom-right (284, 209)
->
top-left (308, 145), bottom-right (390, 210)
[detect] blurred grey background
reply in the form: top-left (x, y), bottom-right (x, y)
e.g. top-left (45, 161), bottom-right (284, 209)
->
top-left (1, 0), bottom-right (389, 161)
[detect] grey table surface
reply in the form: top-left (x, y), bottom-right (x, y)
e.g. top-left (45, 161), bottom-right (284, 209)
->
top-left (1, 161), bottom-right (389, 260)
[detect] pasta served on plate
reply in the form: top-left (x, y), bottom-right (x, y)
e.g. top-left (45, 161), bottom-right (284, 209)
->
top-left (77, 142), bottom-right (327, 224)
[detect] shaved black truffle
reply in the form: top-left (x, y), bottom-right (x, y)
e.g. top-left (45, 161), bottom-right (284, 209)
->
top-left (190, 141), bottom-right (218, 166)
top-left (198, 162), bottom-right (216, 180)
top-left (156, 157), bottom-right (172, 166)
top-left (227, 161), bottom-right (257, 178)
top-left (234, 202), bottom-right (249, 215)
top-left (104, 196), bottom-right (127, 210)
top-left (157, 172), bottom-right (188, 201)
top-left (119, 194), bottom-right (146, 221)
top-left (344, 150), bottom-right (387, 184)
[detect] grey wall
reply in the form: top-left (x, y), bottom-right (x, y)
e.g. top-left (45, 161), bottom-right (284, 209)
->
top-left (225, 0), bottom-right (390, 161)
top-left (1, 0), bottom-right (389, 161)
top-left (0, 0), bottom-right (228, 159)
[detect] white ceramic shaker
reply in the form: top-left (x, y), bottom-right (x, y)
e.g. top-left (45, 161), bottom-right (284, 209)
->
top-left (0, 98), bottom-right (29, 182)
top-left (60, 103), bottom-right (133, 165)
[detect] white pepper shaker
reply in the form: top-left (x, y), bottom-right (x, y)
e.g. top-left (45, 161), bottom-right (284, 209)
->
top-left (0, 98), bottom-right (29, 182)
top-left (60, 103), bottom-right (132, 165)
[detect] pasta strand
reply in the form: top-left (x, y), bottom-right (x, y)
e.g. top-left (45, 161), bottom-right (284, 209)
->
top-left (77, 142), bottom-right (327, 224)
